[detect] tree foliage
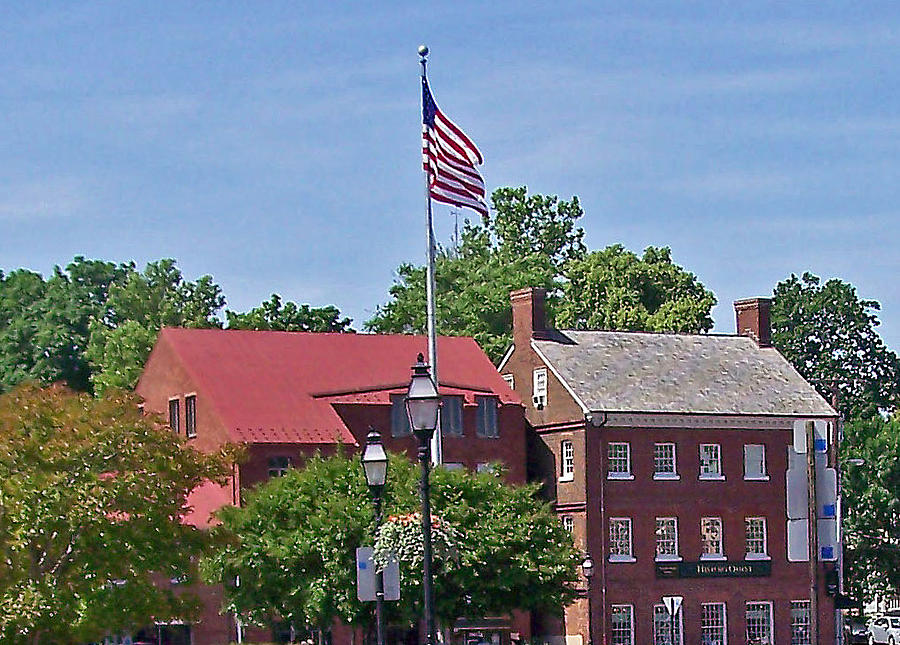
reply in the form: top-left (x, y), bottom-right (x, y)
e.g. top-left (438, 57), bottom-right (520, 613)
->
top-left (86, 259), bottom-right (225, 394)
top-left (0, 258), bottom-right (131, 393)
top-left (225, 293), bottom-right (353, 333)
top-left (840, 415), bottom-right (900, 603)
top-left (0, 384), bottom-right (234, 644)
top-left (771, 272), bottom-right (900, 418)
top-left (556, 244), bottom-right (716, 333)
top-left (202, 452), bottom-right (579, 636)
top-left (367, 186), bottom-right (715, 360)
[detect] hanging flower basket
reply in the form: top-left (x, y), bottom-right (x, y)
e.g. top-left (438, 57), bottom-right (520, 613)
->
top-left (373, 512), bottom-right (459, 571)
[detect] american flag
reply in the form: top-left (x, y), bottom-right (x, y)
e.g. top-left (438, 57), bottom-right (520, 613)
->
top-left (422, 78), bottom-right (488, 217)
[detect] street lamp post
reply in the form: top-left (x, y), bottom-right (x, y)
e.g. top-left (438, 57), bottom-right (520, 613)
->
top-left (582, 556), bottom-right (595, 645)
top-left (405, 353), bottom-right (441, 645)
top-left (361, 429), bottom-right (389, 645)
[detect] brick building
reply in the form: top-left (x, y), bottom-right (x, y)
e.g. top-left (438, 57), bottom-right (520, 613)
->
top-left (135, 328), bottom-right (528, 645)
top-left (499, 288), bottom-right (839, 645)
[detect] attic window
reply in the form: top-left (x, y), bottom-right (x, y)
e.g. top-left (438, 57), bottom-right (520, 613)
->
top-left (390, 394), bottom-right (411, 437)
top-left (168, 398), bottom-right (180, 434)
top-left (532, 368), bottom-right (547, 409)
top-left (475, 395), bottom-right (499, 438)
top-left (185, 395), bottom-right (197, 439)
top-left (441, 396), bottom-right (463, 437)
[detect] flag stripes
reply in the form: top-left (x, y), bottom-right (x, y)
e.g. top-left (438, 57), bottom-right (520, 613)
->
top-left (422, 78), bottom-right (488, 216)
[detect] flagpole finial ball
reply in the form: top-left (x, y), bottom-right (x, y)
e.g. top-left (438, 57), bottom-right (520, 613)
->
top-left (418, 45), bottom-right (429, 58)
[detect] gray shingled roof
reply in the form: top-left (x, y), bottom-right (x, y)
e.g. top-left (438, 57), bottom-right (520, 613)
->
top-left (533, 331), bottom-right (835, 416)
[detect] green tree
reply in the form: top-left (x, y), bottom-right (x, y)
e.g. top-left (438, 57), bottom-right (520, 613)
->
top-left (556, 244), bottom-right (716, 332)
top-left (367, 187), bottom-right (586, 360)
top-left (86, 259), bottom-right (225, 394)
top-left (225, 293), bottom-right (353, 332)
top-left (0, 384), bottom-right (234, 645)
top-left (202, 452), bottom-right (579, 636)
top-left (841, 415), bottom-right (900, 604)
top-left (771, 272), bottom-right (900, 418)
top-left (0, 257), bottom-right (132, 393)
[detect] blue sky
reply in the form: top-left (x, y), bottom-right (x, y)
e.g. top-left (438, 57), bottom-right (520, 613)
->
top-left (2, 2), bottom-right (899, 350)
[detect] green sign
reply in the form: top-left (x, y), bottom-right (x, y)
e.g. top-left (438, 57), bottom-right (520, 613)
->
top-left (655, 560), bottom-right (771, 578)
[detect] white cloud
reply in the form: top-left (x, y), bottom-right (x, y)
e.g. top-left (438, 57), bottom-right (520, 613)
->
top-left (0, 177), bottom-right (90, 221)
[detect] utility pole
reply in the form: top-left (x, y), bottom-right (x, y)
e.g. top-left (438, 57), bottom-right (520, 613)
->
top-left (807, 419), bottom-right (819, 645)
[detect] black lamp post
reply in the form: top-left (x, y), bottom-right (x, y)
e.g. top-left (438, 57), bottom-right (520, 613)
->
top-left (405, 353), bottom-right (440, 645)
top-left (361, 429), bottom-right (388, 645)
top-left (582, 556), bottom-right (595, 645)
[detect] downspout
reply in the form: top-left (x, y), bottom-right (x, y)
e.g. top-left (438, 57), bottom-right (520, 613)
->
top-left (588, 412), bottom-right (610, 645)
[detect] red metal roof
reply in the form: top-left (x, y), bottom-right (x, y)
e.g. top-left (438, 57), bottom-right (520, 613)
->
top-left (157, 328), bottom-right (518, 445)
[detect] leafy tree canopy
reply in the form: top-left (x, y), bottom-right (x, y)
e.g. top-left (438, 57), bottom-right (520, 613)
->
top-left (367, 186), bottom-right (715, 360)
top-left (771, 272), bottom-right (900, 418)
top-left (0, 257), bottom-right (132, 393)
top-left (0, 384), bottom-right (234, 645)
top-left (202, 452), bottom-right (579, 636)
top-left (225, 293), bottom-right (353, 333)
top-left (556, 244), bottom-right (716, 333)
top-left (841, 415), bottom-right (900, 604)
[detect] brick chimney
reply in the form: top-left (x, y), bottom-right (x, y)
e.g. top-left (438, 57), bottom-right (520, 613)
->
top-left (510, 287), bottom-right (547, 347)
top-left (734, 297), bottom-right (773, 347)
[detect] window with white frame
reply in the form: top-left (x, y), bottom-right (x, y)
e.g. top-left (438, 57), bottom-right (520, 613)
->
top-left (611, 605), bottom-right (634, 645)
top-left (562, 515), bottom-right (574, 533)
top-left (655, 517), bottom-right (679, 560)
top-left (441, 395), bottom-right (464, 437)
top-left (532, 367), bottom-right (547, 408)
top-left (267, 456), bottom-right (291, 478)
top-left (745, 602), bottom-right (773, 645)
top-left (791, 600), bottom-right (811, 645)
top-left (654, 442), bottom-right (678, 478)
top-left (185, 394), bottom-right (197, 438)
top-left (609, 518), bottom-right (633, 561)
top-left (608, 442), bottom-right (632, 479)
top-left (744, 444), bottom-right (767, 480)
top-left (476, 395), bottom-right (499, 438)
top-left (560, 440), bottom-right (574, 480)
top-left (745, 517), bottom-right (768, 559)
top-left (390, 394), bottom-right (411, 437)
top-left (701, 517), bottom-right (725, 559)
top-left (701, 602), bottom-right (727, 645)
top-left (502, 373), bottom-right (514, 389)
top-left (653, 603), bottom-right (683, 645)
top-left (700, 444), bottom-right (723, 479)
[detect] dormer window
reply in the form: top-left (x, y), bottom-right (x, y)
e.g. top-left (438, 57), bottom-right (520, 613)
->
top-left (532, 368), bottom-right (547, 409)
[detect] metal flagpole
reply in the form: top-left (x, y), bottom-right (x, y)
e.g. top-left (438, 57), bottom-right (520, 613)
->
top-left (419, 44), bottom-right (442, 467)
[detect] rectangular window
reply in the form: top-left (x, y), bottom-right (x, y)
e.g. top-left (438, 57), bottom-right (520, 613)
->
top-left (744, 444), bottom-right (768, 480)
top-left (746, 602), bottom-right (773, 645)
top-left (700, 444), bottom-right (723, 479)
top-left (655, 517), bottom-right (679, 560)
top-left (654, 443), bottom-right (678, 479)
top-left (608, 442), bottom-right (632, 479)
top-left (502, 373), bottom-right (514, 389)
top-left (476, 395), bottom-right (499, 438)
top-left (609, 518), bottom-right (633, 561)
top-left (701, 602), bottom-right (727, 645)
top-left (653, 604), bottom-right (683, 645)
top-left (168, 398), bottom-right (180, 434)
top-left (562, 515), bottom-right (574, 533)
top-left (745, 517), bottom-right (768, 559)
top-left (441, 396), bottom-right (464, 437)
top-left (267, 456), bottom-right (291, 478)
top-left (701, 517), bottom-right (725, 559)
top-left (560, 440), bottom-right (575, 480)
top-left (391, 394), bottom-right (411, 437)
top-left (611, 605), bottom-right (634, 645)
top-left (532, 367), bottom-right (547, 408)
top-left (791, 600), bottom-right (811, 645)
top-left (442, 462), bottom-right (464, 471)
top-left (185, 395), bottom-right (197, 438)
